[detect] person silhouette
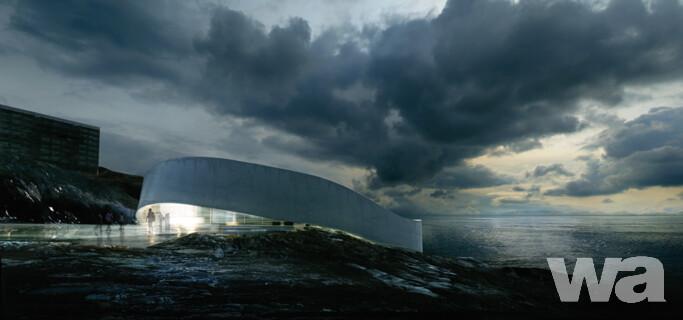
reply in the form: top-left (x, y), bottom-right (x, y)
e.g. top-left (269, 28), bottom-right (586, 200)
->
top-left (119, 214), bottom-right (125, 231)
top-left (105, 210), bottom-right (113, 233)
top-left (94, 213), bottom-right (103, 233)
top-left (158, 212), bottom-right (165, 233)
top-left (146, 208), bottom-right (155, 234)
top-left (119, 214), bottom-right (126, 245)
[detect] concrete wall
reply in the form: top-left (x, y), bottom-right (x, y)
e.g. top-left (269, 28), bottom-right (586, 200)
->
top-left (138, 157), bottom-right (422, 251)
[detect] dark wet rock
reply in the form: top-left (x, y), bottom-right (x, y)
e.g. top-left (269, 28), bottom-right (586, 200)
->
top-left (151, 229), bottom-right (560, 309)
top-left (94, 167), bottom-right (143, 201)
top-left (0, 154), bottom-right (140, 224)
top-left (154, 232), bottom-right (230, 250)
top-left (1, 229), bottom-right (679, 319)
top-left (214, 247), bottom-right (224, 258)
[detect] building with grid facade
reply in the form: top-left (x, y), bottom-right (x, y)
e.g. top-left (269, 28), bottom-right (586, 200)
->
top-left (0, 104), bottom-right (99, 173)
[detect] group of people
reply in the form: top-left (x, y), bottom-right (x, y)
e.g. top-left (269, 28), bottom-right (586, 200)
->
top-left (95, 209), bottom-right (170, 236)
top-left (94, 210), bottom-right (125, 233)
top-left (146, 208), bottom-right (170, 234)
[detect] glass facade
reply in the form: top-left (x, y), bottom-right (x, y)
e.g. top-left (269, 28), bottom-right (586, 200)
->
top-left (136, 203), bottom-right (305, 235)
top-left (0, 104), bottom-right (100, 173)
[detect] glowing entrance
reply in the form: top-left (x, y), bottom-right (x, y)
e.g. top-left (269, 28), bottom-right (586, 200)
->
top-left (136, 203), bottom-right (305, 234)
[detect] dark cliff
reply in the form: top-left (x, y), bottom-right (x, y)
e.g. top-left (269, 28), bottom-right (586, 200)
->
top-left (0, 154), bottom-right (141, 223)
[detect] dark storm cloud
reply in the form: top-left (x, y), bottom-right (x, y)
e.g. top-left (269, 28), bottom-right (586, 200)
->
top-left (363, 162), bottom-right (512, 190)
top-left (513, 185), bottom-right (541, 200)
top-left (99, 132), bottom-right (187, 176)
top-left (7, 0), bottom-right (190, 83)
top-left (546, 107), bottom-right (683, 196)
top-left (189, 0), bottom-right (683, 187)
top-left (194, 10), bottom-right (312, 85)
top-left (497, 198), bottom-right (530, 204)
top-left (384, 187), bottom-right (423, 198)
top-left (425, 165), bottom-right (514, 189)
top-left (526, 163), bottom-right (574, 178)
top-left (430, 189), bottom-right (456, 199)
top-left (5, 0), bottom-right (683, 192)
top-left (489, 138), bottom-right (543, 156)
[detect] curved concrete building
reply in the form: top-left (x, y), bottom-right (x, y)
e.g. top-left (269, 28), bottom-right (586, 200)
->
top-left (137, 157), bottom-right (422, 252)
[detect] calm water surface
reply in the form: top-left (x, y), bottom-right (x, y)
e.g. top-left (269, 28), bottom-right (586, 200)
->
top-left (422, 215), bottom-right (683, 275)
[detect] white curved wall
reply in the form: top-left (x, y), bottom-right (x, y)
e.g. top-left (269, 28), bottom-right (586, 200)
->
top-left (138, 157), bottom-right (422, 251)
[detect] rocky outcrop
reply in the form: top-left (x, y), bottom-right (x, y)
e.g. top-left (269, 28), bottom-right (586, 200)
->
top-left (2, 228), bottom-right (678, 319)
top-left (0, 154), bottom-right (140, 224)
top-left (93, 167), bottom-right (143, 201)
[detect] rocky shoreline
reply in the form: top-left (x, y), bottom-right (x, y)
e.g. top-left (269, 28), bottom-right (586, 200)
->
top-left (0, 154), bottom-right (141, 224)
top-left (1, 228), bottom-right (678, 319)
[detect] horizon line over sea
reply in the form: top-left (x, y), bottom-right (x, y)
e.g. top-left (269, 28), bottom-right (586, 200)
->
top-left (421, 214), bottom-right (683, 277)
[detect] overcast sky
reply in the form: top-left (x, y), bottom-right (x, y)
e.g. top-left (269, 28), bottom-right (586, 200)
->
top-left (1, 0), bottom-right (682, 217)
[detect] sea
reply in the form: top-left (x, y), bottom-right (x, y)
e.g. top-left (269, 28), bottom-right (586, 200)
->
top-left (421, 214), bottom-right (683, 277)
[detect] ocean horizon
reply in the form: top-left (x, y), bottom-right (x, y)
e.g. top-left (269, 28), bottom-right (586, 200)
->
top-left (422, 214), bottom-right (683, 278)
